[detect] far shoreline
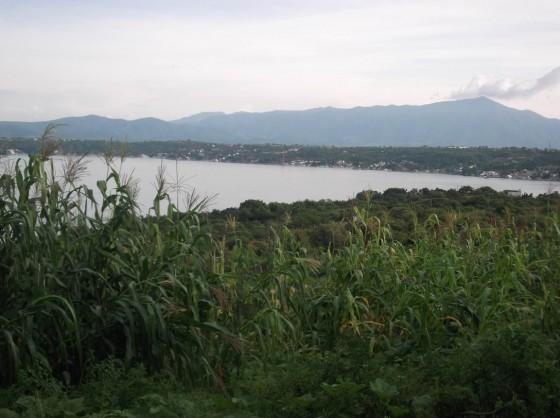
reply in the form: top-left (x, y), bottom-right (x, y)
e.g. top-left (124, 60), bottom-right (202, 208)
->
top-left (3, 150), bottom-right (560, 184)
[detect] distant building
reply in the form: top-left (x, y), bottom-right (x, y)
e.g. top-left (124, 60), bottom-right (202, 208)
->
top-left (480, 170), bottom-right (499, 178)
top-left (504, 189), bottom-right (522, 197)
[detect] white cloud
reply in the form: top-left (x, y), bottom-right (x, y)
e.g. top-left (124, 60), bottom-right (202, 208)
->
top-left (1, 1), bottom-right (560, 120)
top-left (451, 67), bottom-right (560, 100)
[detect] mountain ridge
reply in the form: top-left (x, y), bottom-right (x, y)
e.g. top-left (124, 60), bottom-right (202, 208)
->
top-left (1, 97), bottom-right (560, 148)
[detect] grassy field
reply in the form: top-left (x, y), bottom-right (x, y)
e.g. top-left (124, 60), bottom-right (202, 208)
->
top-left (1, 144), bottom-right (559, 416)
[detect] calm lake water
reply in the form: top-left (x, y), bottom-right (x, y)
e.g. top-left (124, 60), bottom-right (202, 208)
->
top-left (5, 155), bottom-right (560, 212)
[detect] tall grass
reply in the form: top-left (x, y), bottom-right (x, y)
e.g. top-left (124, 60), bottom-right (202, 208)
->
top-left (0, 153), bottom-right (235, 388)
top-left (214, 200), bottom-right (559, 415)
top-left (1, 140), bottom-right (559, 415)
top-left (218, 197), bottom-right (560, 358)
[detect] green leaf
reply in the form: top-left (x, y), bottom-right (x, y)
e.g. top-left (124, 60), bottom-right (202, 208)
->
top-left (0, 408), bottom-right (19, 418)
top-left (96, 180), bottom-right (107, 195)
top-left (211, 395), bottom-right (237, 411)
top-left (386, 404), bottom-right (410, 417)
top-left (61, 397), bottom-right (85, 414)
top-left (370, 378), bottom-right (399, 400)
top-left (412, 394), bottom-right (433, 410)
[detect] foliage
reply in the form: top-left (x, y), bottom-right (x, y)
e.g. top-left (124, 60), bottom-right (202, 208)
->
top-left (0, 153), bottom-right (237, 389)
top-left (1, 136), bottom-right (560, 416)
top-left (2, 137), bottom-right (560, 180)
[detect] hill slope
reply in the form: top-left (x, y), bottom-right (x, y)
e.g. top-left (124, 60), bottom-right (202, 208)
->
top-left (1, 97), bottom-right (560, 148)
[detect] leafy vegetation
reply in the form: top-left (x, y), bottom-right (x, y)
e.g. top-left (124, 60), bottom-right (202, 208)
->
top-left (2, 137), bottom-right (560, 180)
top-left (1, 135), bottom-right (559, 416)
top-left (205, 187), bottom-right (560, 248)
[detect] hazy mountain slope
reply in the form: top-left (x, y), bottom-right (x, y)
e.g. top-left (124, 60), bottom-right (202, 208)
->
top-left (2, 98), bottom-right (560, 148)
top-left (176, 98), bottom-right (560, 147)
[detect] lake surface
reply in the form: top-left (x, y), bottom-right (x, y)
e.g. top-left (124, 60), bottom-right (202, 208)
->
top-left (5, 155), bottom-right (560, 212)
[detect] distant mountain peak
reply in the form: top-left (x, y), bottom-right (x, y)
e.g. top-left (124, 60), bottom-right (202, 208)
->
top-left (1, 98), bottom-right (559, 148)
top-left (466, 96), bottom-right (494, 102)
top-left (172, 112), bottom-right (226, 124)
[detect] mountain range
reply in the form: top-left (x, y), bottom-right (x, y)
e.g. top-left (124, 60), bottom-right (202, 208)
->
top-left (1, 97), bottom-right (560, 148)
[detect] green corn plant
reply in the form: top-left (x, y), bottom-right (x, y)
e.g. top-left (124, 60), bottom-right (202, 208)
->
top-left (0, 149), bottom-right (238, 388)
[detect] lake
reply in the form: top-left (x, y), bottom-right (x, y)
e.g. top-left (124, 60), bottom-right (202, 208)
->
top-left (4, 155), bottom-right (560, 212)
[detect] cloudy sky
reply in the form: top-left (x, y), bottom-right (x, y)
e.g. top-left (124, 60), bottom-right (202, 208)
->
top-left (1, 0), bottom-right (559, 121)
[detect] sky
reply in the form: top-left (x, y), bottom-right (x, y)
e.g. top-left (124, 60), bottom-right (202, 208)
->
top-left (1, 0), bottom-right (559, 122)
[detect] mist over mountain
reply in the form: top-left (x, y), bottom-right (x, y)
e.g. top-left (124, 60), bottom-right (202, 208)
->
top-left (1, 97), bottom-right (560, 148)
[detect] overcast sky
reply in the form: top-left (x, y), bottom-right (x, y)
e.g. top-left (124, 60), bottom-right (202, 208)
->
top-left (1, 0), bottom-right (559, 121)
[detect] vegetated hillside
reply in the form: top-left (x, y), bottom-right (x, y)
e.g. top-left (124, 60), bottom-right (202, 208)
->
top-left (2, 97), bottom-right (560, 147)
top-left (176, 97), bottom-right (560, 147)
top-left (0, 115), bottom-right (194, 141)
top-left (203, 187), bottom-right (560, 246)
top-left (4, 137), bottom-right (560, 181)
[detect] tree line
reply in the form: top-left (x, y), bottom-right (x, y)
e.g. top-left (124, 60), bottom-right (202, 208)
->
top-left (2, 136), bottom-right (560, 180)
